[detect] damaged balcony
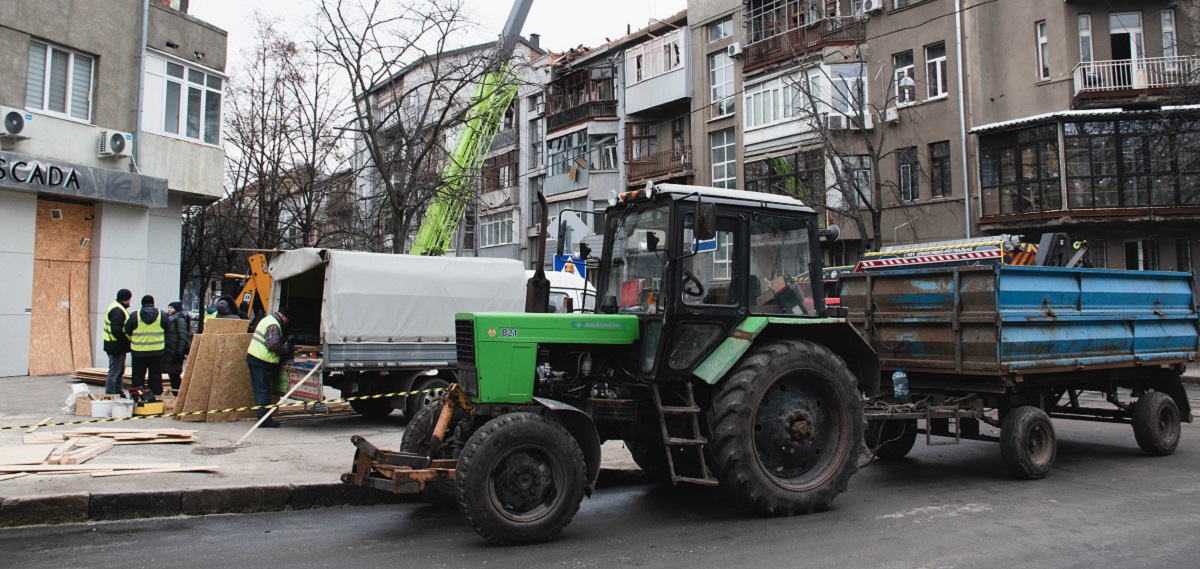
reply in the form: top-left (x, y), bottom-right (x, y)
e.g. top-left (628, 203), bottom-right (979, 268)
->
top-left (1072, 56), bottom-right (1200, 108)
top-left (626, 146), bottom-right (693, 185)
top-left (744, 17), bottom-right (865, 72)
top-left (546, 68), bottom-right (617, 133)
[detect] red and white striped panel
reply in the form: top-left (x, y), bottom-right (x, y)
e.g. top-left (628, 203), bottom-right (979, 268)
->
top-left (856, 249), bottom-right (1003, 270)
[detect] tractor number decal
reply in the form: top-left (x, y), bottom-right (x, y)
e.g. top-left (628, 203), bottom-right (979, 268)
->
top-left (500, 328), bottom-right (519, 337)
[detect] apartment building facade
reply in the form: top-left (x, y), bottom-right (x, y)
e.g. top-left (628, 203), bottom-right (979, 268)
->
top-left (0, 0), bottom-right (227, 376)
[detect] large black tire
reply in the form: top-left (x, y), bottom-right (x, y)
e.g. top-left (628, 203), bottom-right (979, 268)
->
top-left (349, 395), bottom-right (394, 419)
top-left (1132, 391), bottom-right (1181, 456)
top-left (708, 339), bottom-right (864, 516)
top-left (455, 413), bottom-right (586, 545)
top-left (400, 400), bottom-right (460, 508)
top-left (865, 419), bottom-right (918, 460)
top-left (999, 406), bottom-right (1056, 479)
top-left (405, 377), bottom-right (450, 421)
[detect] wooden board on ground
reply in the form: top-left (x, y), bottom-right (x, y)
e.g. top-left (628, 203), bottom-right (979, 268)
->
top-left (203, 318), bottom-right (251, 335)
top-left (68, 262), bottom-right (91, 370)
top-left (204, 334), bottom-right (256, 422)
top-left (28, 259), bottom-right (75, 376)
top-left (23, 432), bottom-right (65, 444)
top-left (58, 439), bottom-right (114, 464)
top-left (70, 368), bottom-right (169, 390)
top-left (91, 465), bottom-right (219, 477)
top-left (0, 463), bottom-right (179, 472)
top-left (0, 445), bottom-right (54, 465)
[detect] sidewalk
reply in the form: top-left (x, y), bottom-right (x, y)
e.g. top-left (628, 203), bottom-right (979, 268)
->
top-left (0, 374), bottom-right (640, 528)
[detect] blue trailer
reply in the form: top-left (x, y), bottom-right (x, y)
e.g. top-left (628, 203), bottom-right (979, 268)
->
top-left (839, 265), bottom-right (1199, 478)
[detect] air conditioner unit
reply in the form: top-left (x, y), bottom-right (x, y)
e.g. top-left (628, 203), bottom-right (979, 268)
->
top-left (727, 42), bottom-right (744, 58)
top-left (0, 106), bottom-right (31, 140)
top-left (862, 0), bottom-right (884, 14)
top-left (885, 107), bottom-right (900, 123)
top-left (824, 114), bottom-right (848, 130)
top-left (98, 130), bottom-right (134, 158)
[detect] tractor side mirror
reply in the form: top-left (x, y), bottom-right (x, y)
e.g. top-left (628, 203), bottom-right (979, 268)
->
top-left (694, 202), bottom-right (716, 241)
top-left (556, 218), bottom-right (571, 257)
top-left (578, 242), bottom-right (591, 260)
top-left (643, 231), bottom-right (660, 253)
top-left (822, 224), bottom-right (841, 242)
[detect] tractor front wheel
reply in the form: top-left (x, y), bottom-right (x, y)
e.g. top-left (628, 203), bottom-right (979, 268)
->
top-left (455, 412), bottom-right (586, 545)
top-left (400, 400), bottom-right (463, 508)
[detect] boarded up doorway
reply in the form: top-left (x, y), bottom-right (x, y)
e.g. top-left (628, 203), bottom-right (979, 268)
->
top-left (28, 199), bottom-right (94, 376)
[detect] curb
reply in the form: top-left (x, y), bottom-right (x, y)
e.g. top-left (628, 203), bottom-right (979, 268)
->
top-left (0, 469), bottom-right (648, 528)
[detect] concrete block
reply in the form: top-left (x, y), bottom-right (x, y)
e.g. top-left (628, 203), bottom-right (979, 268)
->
top-left (180, 485), bottom-right (291, 515)
top-left (0, 493), bottom-right (89, 527)
top-left (89, 490), bottom-right (182, 521)
top-left (289, 483), bottom-right (418, 510)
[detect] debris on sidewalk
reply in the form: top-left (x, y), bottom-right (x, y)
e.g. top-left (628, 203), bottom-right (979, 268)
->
top-left (1, 426), bottom-right (214, 480)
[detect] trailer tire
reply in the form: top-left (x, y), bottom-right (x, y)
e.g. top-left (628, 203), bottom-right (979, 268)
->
top-left (624, 438), bottom-right (669, 482)
top-left (405, 377), bottom-right (450, 421)
top-left (456, 412), bottom-right (586, 545)
top-left (865, 419), bottom-right (918, 460)
top-left (400, 400), bottom-right (462, 508)
top-left (1132, 391), bottom-right (1180, 456)
top-left (349, 395), bottom-right (394, 419)
top-left (999, 406), bottom-right (1056, 479)
top-left (708, 339), bottom-right (864, 516)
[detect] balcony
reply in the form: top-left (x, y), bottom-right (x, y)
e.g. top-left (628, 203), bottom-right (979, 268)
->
top-left (489, 128), bottom-right (517, 152)
top-left (744, 17), bottom-right (865, 72)
top-left (627, 146), bottom-right (693, 184)
top-left (1072, 56), bottom-right (1200, 101)
top-left (547, 100), bottom-right (618, 133)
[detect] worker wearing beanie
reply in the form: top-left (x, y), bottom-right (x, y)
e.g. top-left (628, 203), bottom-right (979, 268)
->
top-left (125, 295), bottom-right (166, 398)
top-left (246, 307), bottom-right (293, 428)
top-left (102, 289), bottom-right (133, 395)
top-left (164, 301), bottom-right (193, 392)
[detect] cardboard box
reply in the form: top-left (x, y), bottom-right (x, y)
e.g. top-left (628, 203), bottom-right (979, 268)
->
top-left (74, 396), bottom-right (92, 416)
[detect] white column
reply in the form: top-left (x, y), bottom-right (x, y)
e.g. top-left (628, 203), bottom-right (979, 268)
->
top-left (0, 190), bottom-right (37, 377)
top-left (89, 201), bottom-right (150, 367)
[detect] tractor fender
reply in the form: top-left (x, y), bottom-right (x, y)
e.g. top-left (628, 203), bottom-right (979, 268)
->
top-left (534, 396), bottom-right (602, 495)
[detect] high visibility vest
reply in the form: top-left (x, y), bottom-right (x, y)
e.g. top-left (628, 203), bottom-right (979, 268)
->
top-left (130, 311), bottom-right (165, 353)
top-left (102, 301), bottom-right (127, 342)
top-left (248, 315), bottom-right (282, 364)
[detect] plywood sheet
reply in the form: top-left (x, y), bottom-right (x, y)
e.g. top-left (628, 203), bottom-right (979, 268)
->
top-left (173, 335), bottom-right (203, 415)
top-left (177, 334), bottom-right (217, 422)
top-left (28, 260), bottom-right (75, 376)
top-left (69, 262), bottom-right (92, 371)
top-left (204, 318), bottom-right (251, 335)
top-left (204, 334), bottom-right (256, 422)
top-left (0, 445), bottom-right (54, 465)
top-left (34, 200), bottom-right (94, 263)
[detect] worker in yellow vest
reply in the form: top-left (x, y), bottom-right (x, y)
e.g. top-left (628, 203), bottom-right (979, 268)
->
top-left (246, 307), bottom-right (292, 428)
top-left (124, 295), bottom-right (166, 399)
top-left (102, 289), bottom-right (133, 396)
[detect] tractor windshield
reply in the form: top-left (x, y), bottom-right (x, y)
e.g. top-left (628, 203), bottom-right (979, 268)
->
top-left (748, 214), bottom-right (817, 315)
top-left (603, 204), bottom-right (670, 314)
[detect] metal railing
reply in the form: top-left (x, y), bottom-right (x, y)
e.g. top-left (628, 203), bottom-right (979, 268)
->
top-left (547, 100), bottom-right (618, 132)
top-left (1072, 55), bottom-right (1200, 96)
top-left (744, 17), bottom-right (866, 71)
top-left (626, 146), bottom-right (693, 182)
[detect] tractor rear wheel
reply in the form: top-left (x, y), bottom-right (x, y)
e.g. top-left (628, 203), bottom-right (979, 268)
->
top-left (456, 413), bottom-right (586, 545)
top-left (708, 339), bottom-right (864, 515)
top-left (400, 400), bottom-right (462, 508)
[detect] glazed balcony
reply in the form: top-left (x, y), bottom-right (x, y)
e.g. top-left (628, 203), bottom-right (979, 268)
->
top-left (744, 17), bottom-right (865, 73)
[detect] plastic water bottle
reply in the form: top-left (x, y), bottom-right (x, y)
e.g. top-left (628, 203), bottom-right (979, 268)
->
top-left (892, 368), bottom-right (910, 402)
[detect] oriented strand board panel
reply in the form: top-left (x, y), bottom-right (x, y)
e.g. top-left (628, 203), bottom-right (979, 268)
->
top-left (204, 334), bottom-right (256, 422)
top-left (177, 334), bottom-right (218, 422)
top-left (174, 335), bottom-right (204, 413)
top-left (34, 200), bottom-right (94, 263)
top-left (28, 260), bottom-right (75, 376)
top-left (203, 318), bottom-right (251, 335)
top-left (69, 262), bottom-right (92, 371)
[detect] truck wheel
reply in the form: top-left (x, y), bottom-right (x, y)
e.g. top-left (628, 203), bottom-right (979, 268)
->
top-left (708, 339), bottom-right (864, 516)
top-left (865, 419), bottom-right (918, 460)
top-left (349, 396), bottom-right (393, 419)
top-left (999, 406), bottom-right (1056, 479)
top-left (1132, 391), bottom-right (1181, 456)
top-left (456, 412), bottom-right (586, 545)
top-left (405, 377), bottom-right (450, 421)
top-left (400, 400), bottom-right (461, 508)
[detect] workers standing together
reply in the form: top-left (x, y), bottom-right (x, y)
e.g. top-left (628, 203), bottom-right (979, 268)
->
top-left (102, 289), bottom-right (133, 396)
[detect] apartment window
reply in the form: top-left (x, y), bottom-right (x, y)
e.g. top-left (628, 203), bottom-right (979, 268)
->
top-left (708, 16), bottom-right (733, 42)
top-left (980, 124), bottom-right (1062, 216)
top-left (838, 155), bottom-right (871, 207)
top-left (830, 64), bottom-right (866, 119)
top-left (897, 147), bottom-right (919, 202)
top-left (479, 211), bottom-right (515, 248)
top-left (1090, 239), bottom-right (1107, 268)
top-left (530, 176), bottom-right (544, 222)
top-left (709, 51), bottom-right (735, 117)
top-left (482, 150), bottom-right (518, 193)
top-left (673, 117), bottom-right (687, 151)
top-left (589, 135), bottom-right (618, 171)
top-left (1063, 120), bottom-right (1200, 210)
top-left (25, 41), bottom-right (94, 121)
top-left (745, 150), bottom-right (825, 203)
top-left (625, 29), bottom-right (683, 85)
top-left (528, 92), bottom-right (544, 114)
top-left (1177, 238), bottom-right (1192, 272)
top-left (893, 0), bottom-right (911, 8)
top-left (929, 141), bottom-right (951, 198)
top-left (1163, 10), bottom-right (1177, 64)
top-left (1125, 239), bottom-right (1159, 271)
top-left (529, 116), bottom-right (544, 167)
top-left (462, 206), bottom-right (477, 251)
top-left (1036, 21), bottom-right (1050, 80)
top-left (547, 130), bottom-right (587, 176)
top-left (925, 42), bottom-right (947, 99)
top-left (744, 73), bottom-right (802, 129)
top-left (628, 123), bottom-right (658, 160)
top-left (894, 51), bottom-right (915, 105)
top-left (1078, 15), bottom-right (1093, 66)
top-left (143, 53), bottom-right (224, 145)
top-left (711, 128), bottom-right (737, 189)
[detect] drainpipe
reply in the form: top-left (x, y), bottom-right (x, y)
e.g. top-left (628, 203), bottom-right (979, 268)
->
top-left (134, 0), bottom-right (150, 171)
top-left (954, 0), bottom-right (970, 239)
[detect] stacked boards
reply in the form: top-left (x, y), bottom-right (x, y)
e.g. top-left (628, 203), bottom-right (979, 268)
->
top-left (174, 318), bottom-right (257, 422)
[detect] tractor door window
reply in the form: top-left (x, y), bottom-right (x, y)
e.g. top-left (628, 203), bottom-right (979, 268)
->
top-left (605, 205), bottom-right (670, 314)
top-left (682, 214), bottom-right (740, 306)
top-left (749, 215), bottom-right (816, 315)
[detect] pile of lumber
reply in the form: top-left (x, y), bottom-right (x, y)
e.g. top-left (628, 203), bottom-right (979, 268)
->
top-left (71, 368), bottom-right (170, 391)
top-left (0, 428), bottom-right (216, 480)
top-left (174, 318), bottom-right (258, 423)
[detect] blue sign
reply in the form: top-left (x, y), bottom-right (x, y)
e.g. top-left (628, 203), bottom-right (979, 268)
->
top-left (692, 237), bottom-right (717, 253)
top-left (553, 255), bottom-right (586, 279)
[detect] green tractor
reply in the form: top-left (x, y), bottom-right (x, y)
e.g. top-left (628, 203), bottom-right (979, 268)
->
top-left (343, 183), bottom-right (880, 544)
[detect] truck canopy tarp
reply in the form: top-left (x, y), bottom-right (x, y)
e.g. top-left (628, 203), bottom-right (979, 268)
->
top-left (273, 249), bottom-right (527, 344)
top-left (269, 248), bottom-right (325, 281)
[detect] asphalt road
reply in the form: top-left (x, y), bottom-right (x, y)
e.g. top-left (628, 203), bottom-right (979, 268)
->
top-left (5, 395), bottom-right (1200, 569)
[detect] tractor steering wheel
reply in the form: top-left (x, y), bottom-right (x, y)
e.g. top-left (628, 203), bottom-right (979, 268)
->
top-left (682, 267), bottom-right (706, 298)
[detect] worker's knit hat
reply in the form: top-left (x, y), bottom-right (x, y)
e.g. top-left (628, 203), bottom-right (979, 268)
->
top-left (141, 295), bottom-right (155, 306)
top-left (117, 289), bottom-right (132, 301)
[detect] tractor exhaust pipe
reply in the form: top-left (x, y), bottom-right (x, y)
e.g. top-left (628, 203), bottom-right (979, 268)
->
top-left (525, 191), bottom-right (551, 313)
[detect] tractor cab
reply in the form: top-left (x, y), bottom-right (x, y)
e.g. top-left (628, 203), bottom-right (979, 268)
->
top-left (596, 183), bottom-right (828, 382)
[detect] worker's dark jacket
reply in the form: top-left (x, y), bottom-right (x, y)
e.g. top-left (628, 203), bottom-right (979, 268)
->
top-left (103, 304), bottom-right (130, 355)
top-left (124, 306), bottom-right (165, 358)
top-left (216, 296), bottom-right (241, 319)
top-left (164, 312), bottom-right (193, 372)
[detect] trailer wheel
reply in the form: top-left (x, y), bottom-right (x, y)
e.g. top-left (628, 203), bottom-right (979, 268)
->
top-left (865, 419), bottom-right (918, 460)
top-left (624, 438), bottom-right (668, 482)
top-left (349, 395), bottom-right (394, 419)
top-left (405, 377), bottom-right (450, 420)
top-left (1132, 391), bottom-right (1181, 456)
top-left (456, 412), bottom-right (586, 545)
top-left (400, 400), bottom-right (462, 508)
top-left (999, 406), bottom-right (1056, 479)
top-left (709, 339), bottom-right (864, 516)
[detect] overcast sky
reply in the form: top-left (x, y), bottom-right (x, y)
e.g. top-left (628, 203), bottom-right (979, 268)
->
top-left (189, 0), bottom-right (687, 72)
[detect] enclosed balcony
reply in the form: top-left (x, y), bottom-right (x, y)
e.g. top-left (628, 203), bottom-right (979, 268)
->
top-left (546, 68), bottom-right (617, 133)
top-left (1072, 56), bottom-right (1200, 107)
top-left (744, 17), bottom-right (865, 72)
